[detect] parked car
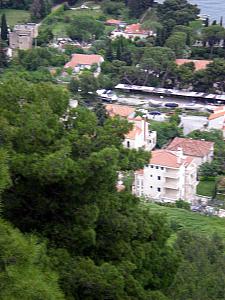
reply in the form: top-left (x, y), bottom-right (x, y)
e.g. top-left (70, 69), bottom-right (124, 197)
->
top-left (149, 100), bottom-right (162, 108)
top-left (165, 102), bottom-right (179, 108)
top-left (149, 111), bottom-right (161, 115)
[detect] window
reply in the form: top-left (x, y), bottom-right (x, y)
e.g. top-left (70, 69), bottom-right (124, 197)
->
top-left (157, 176), bottom-right (161, 180)
top-left (161, 167), bottom-right (164, 170)
top-left (157, 187), bottom-right (161, 192)
top-left (127, 141), bottom-right (130, 148)
top-left (150, 175), bottom-right (153, 177)
top-left (151, 165), bottom-right (154, 168)
top-left (156, 166), bottom-right (159, 169)
top-left (150, 186), bottom-right (153, 188)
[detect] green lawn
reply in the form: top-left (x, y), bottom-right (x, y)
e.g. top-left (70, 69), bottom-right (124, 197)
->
top-left (147, 203), bottom-right (225, 240)
top-left (197, 179), bottom-right (216, 197)
top-left (0, 9), bottom-right (30, 27)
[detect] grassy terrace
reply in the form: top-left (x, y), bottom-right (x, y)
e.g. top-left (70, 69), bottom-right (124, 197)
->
top-left (0, 9), bottom-right (30, 27)
top-left (42, 4), bottom-right (104, 37)
top-left (147, 202), bottom-right (225, 240)
top-left (197, 178), bottom-right (216, 197)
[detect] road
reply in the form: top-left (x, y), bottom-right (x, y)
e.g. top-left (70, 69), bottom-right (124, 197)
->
top-left (116, 92), bottom-right (207, 110)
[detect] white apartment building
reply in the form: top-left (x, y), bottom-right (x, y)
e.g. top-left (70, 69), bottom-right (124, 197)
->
top-left (123, 116), bottom-right (157, 151)
top-left (133, 148), bottom-right (197, 203)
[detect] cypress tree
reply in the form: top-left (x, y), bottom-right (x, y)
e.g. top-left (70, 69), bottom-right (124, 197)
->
top-left (1, 14), bottom-right (8, 41)
top-left (0, 39), bottom-right (8, 68)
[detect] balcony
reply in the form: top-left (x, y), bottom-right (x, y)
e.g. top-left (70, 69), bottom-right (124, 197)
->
top-left (164, 178), bottom-right (179, 189)
top-left (164, 183), bottom-right (179, 190)
top-left (163, 191), bottom-right (179, 200)
top-left (165, 170), bottom-right (179, 179)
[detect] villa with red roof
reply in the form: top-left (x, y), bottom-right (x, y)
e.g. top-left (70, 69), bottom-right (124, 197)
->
top-left (167, 137), bottom-right (214, 166)
top-left (133, 148), bottom-right (197, 202)
top-left (111, 23), bottom-right (154, 40)
top-left (105, 104), bottom-right (157, 151)
top-left (123, 116), bottom-right (157, 151)
top-left (64, 54), bottom-right (104, 75)
top-left (175, 59), bottom-right (212, 71)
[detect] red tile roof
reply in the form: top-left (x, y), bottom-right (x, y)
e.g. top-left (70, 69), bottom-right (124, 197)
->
top-left (208, 111), bottom-right (225, 121)
top-left (167, 137), bottom-right (214, 158)
top-left (150, 149), bottom-right (194, 168)
top-left (106, 19), bottom-right (121, 25)
top-left (105, 104), bottom-right (135, 118)
top-left (175, 59), bottom-right (212, 71)
top-left (125, 126), bottom-right (142, 140)
top-left (65, 54), bottom-right (103, 69)
top-left (125, 23), bottom-right (149, 35)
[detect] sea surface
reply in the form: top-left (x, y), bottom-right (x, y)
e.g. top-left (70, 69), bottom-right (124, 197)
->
top-left (189, 0), bottom-right (225, 22)
top-left (158, 0), bottom-right (225, 22)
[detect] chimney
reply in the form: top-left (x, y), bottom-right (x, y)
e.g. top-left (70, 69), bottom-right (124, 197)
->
top-left (177, 147), bottom-right (183, 163)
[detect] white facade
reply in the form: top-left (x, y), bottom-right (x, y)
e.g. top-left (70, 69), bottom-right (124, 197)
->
top-left (133, 150), bottom-right (198, 203)
top-left (111, 30), bottom-right (153, 40)
top-left (123, 117), bottom-right (157, 151)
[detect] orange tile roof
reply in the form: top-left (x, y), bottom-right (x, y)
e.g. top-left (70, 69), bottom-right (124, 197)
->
top-left (125, 126), bottom-right (142, 140)
top-left (175, 59), bottom-right (212, 71)
top-left (105, 104), bottom-right (135, 118)
top-left (150, 150), bottom-right (194, 168)
top-left (125, 23), bottom-right (149, 35)
top-left (106, 19), bottom-right (121, 25)
top-left (208, 111), bottom-right (225, 120)
top-left (167, 137), bottom-right (214, 158)
top-left (65, 54), bottom-right (103, 69)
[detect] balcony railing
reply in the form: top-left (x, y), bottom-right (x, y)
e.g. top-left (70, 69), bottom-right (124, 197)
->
top-left (164, 182), bottom-right (179, 189)
top-left (165, 171), bottom-right (179, 179)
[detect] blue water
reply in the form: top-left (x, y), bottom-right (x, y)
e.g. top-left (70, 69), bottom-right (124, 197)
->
top-left (189, 0), bottom-right (225, 22)
top-left (158, 1), bottom-right (225, 22)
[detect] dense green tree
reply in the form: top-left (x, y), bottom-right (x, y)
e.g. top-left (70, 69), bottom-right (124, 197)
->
top-left (0, 77), bottom-right (181, 299)
top-left (30, 0), bottom-right (51, 20)
top-left (165, 31), bottom-right (187, 58)
top-left (0, 219), bottom-right (65, 300)
top-left (67, 15), bottom-right (104, 42)
top-left (202, 25), bottom-right (225, 56)
top-left (18, 47), bottom-right (67, 71)
top-left (127, 0), bottom-right (154, 18)
top-left (169, 231), bottom-right (225, 300)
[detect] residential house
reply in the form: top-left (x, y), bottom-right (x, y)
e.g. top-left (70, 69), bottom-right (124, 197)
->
top-left (105, 104), bottom-right (156, 151)
top-left (9, 23), bottom-right (38, 50)
top-left (133, 148), bottom-right (197, 203)
top-left (64, 54), bottom-right (104, 75)
top-left (166, 137), bottom-right (214, 166)
top-left (105, 19), bottom-right (125, 27)
top-left (175, 59), bottom-right (212, 71)
top-left (111, 23), bottom-right (154, 40)
top-left (123, 116), bottom-right (157, 151)
top-left (208, 106), bottom-right (225, 139)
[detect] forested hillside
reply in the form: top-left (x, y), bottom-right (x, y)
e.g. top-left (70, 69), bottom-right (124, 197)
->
top-left (0, 77), bottom-right (224, 299)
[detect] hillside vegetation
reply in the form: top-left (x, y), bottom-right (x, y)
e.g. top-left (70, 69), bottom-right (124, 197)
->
top-left (147, 203), bottom-right (225, 239)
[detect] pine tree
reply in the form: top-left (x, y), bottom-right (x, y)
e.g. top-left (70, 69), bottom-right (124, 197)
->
top-left (30, 0), bottom-right (51, 20)
top-left (1, 14), bottom-right (8, 41)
